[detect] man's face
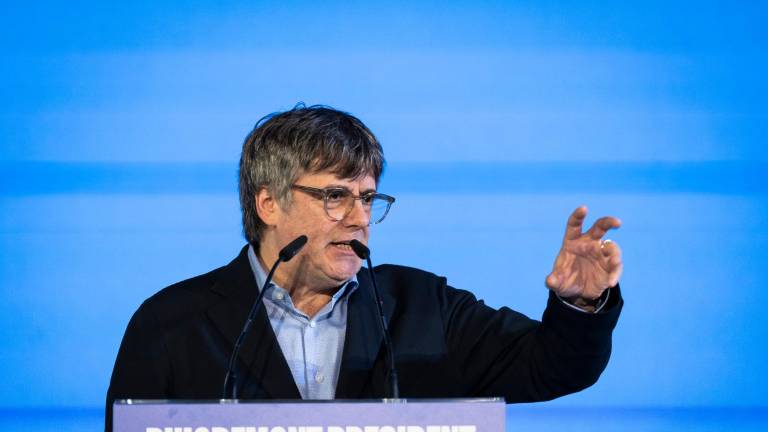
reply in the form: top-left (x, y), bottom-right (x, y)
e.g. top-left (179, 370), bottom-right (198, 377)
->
top-left (271, 171), bottom-right (375, 289)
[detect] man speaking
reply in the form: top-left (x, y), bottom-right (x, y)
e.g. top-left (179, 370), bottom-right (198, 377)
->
top-left (106, 105), bottom-right (623, 430)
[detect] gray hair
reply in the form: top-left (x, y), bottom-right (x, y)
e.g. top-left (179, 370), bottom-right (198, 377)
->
top-left (239, 104), bottom-right (385, 245)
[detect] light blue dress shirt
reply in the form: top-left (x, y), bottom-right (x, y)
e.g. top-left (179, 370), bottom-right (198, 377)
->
top-left (247, 245), bottom-right (358, 399)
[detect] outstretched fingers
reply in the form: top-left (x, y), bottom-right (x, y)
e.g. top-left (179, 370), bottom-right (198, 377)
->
top-left (564, 206), bottom-right (588, 241)
top-left (586, 216), bottom-right (622, 240)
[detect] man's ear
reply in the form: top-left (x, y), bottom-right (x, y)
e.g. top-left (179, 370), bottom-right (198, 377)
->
top-left (255, 187), bottom-right (281, 226)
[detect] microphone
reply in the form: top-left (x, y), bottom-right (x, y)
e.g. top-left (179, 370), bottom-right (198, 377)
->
top-left (349, 240), bottom-right (400, 399)
top-left (279, 235), bottom-right (309, 261)
top-left (222, 235), bottom-right (308, 399)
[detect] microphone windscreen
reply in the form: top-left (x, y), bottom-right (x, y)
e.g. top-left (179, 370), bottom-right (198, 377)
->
top-left (279, 235), bottom-right (308, 262)
top-left (349, 239), bottom-right (370, 260)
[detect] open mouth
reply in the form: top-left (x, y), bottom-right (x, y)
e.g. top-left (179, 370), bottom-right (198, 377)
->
top-left (330, 241), bottom-right (354, 251)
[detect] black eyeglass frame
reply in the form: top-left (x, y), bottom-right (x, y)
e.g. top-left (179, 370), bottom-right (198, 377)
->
top-left (291, 184), bottom-right (395, 225)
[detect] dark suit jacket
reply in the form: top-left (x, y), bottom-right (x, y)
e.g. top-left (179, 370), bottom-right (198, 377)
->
top-left (106, 246), bottom-right (622, 431)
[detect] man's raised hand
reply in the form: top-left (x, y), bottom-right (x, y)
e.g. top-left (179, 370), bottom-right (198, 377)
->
top-left (545, 206), bottom-right (623, 306)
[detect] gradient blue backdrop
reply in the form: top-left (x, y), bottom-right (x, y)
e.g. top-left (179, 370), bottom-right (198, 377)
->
top-left (2, 1), bottom-right (767, 431)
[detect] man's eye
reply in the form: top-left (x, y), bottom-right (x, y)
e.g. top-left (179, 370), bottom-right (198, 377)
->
top-left (326, 190), bottom-right (346, 202)
top-left (361, 194), bottom-right (375, 205)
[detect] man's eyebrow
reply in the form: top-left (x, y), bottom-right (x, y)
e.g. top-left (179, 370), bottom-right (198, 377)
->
top-left (323, 184), bottom-right (352, 190)
top-left (324, 184), bottom-right (377, 194)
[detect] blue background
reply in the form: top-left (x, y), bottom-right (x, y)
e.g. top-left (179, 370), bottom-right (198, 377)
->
top-left (1, 1), bottom-right (766, 430)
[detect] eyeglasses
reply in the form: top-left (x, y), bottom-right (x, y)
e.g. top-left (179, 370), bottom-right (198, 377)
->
top-left (291, 184), bottom-right (395, 225)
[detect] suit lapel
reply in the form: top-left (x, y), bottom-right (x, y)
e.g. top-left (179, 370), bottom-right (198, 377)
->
top-left (335, 267), bottom-right (396, 398)
top-left (205, 246), bottom-right (300, 399)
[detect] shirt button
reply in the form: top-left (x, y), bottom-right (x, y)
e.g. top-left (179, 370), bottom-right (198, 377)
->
top-left (309, 321), bottom-right (316, 328)
top-left (315, 373), bottom-right (325, 383)
top-left (274, 292), bottom-right (284, 301)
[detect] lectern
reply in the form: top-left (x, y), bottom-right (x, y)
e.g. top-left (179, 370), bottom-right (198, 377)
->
top-left (113, 399), bottom-right (505, 432)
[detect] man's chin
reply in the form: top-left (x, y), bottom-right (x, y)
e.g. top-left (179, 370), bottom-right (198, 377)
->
top-left (327, 262), bottom-right (363, 283)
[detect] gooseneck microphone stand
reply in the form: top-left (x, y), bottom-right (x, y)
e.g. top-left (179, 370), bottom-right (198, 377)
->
top-left (350, 239), bottom-right (400, 399)
top-left (222, 235), bottom-right (308, 399)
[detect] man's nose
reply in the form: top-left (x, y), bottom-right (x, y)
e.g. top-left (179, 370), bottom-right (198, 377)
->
top-left (343, 198), bottom-right (370, 227)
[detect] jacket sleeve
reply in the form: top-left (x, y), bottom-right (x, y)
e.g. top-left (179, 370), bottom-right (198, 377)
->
top-left (105, 300), bottom-right (173, 432)
top-left (440, 282), bottom-right (623, 402)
